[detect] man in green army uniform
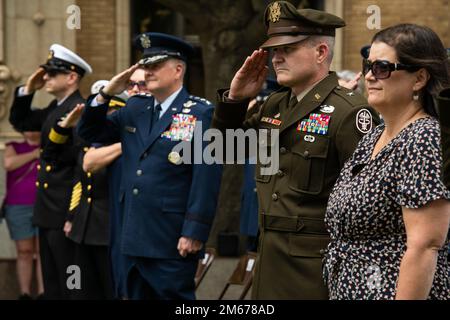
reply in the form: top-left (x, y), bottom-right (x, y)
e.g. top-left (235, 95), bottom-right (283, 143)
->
top-left (212, 1), bottom-right (380, 299)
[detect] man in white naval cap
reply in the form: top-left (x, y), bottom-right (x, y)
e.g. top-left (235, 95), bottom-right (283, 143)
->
top-left (9, 43), bottom-right (92, 299)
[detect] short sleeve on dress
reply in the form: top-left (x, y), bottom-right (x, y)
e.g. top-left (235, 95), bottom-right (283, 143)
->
top-left (394, 121), bottom-right (450, 208)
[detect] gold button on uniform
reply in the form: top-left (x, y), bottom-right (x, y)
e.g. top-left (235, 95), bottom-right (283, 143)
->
top-left (37, 164), bottom-right (41, 170)
top-left (46, 165), bottom-right (52, 172)
top-left (87, 197), bottom-right (92, 204)
top-left (271, 193), bottom-right (279, 201)
top-left (87, 172), bottom-right (92, 178)
top-left (35, 181), bottom-right (40, 187)
top-left (43, 183), bottom-right (48, 189)
top-left (83, 147), bottom-right (89, 152)
top-left (87, 185), bottom-right (92, 191)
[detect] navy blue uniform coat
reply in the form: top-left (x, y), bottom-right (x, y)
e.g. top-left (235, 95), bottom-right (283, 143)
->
top-left (78, 88), bottom-right (222, 260)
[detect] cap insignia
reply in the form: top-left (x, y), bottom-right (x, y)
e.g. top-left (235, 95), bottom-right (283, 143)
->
top-left (140, 34), bottom-right (151, 49)
top-left (268, 2), bottom-right (281, 23)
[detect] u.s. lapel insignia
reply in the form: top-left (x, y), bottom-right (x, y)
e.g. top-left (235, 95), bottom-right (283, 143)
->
top-left (319, 105), bottom-right (335, 113)
top-left (182, 108), bottom-right (191, 113)
top-left (274, 113), bottom-right (281, 119)
top-left (314, 93), bottom-right (321, 100)
top-left (268, 2), bottom-right (281, 22)
top-left (356, 109), bottom-right (373, 134)
top-left (140, 34), bottom-right (151, 49)
top-left (347, 92), bottom-right (355, 96)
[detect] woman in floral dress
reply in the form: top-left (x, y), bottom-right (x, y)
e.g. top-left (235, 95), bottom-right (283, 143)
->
top-left (323, 24), bottom-right (450, 300)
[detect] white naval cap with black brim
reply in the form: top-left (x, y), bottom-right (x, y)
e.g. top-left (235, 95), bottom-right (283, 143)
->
top-left (40, 44), bottom-right (92, 77)
top-left (136, 32), bottom-right (194, 66)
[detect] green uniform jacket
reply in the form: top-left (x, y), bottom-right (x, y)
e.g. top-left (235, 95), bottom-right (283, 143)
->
top-left (437, 88), bottom-right (450, 189)
top-left (213, 72), bottom-right (380, 299)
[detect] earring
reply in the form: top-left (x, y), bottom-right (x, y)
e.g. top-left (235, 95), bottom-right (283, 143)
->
top-left (413, 91), bottom-right (419, 101)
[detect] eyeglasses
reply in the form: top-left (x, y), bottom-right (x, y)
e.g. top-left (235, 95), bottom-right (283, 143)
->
top-left (362, 59), bottom-right (421, 80)
top-left (45, 69), bottom-right (70, 78)
top-left (127, 81), bottom-right (147, 90)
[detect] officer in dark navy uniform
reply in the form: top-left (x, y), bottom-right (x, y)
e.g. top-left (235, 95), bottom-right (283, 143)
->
top-left (9, 44), bottom-right (91, 299)
top-left (212, 1), bottom-right (380, 299)
top-left (77, 33), bottom-right (222, 300)
top-left (49, 94), bottom-right (127, 299)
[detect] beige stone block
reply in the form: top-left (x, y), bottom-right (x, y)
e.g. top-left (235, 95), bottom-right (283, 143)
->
top-left (11, 0), bottom-right (39, 19)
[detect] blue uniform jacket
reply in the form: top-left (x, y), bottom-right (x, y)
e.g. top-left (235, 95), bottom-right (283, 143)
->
top-left (77, 88), bottom-right (222, 259)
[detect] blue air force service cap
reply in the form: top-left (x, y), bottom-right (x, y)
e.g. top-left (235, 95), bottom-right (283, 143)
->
top-left (136, 32), bottom-right (194, 66)
top-left (40, 44), bottom-right (92, 77)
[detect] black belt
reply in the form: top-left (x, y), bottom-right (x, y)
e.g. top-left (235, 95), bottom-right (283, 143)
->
top-left (260, 213), bottom-right (327, 234)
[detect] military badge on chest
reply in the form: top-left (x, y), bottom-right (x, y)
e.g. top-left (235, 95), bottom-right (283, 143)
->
top-left (161, 113), bottom-right (197, 141)
top-left (297, 113), bottom-right (331, 135)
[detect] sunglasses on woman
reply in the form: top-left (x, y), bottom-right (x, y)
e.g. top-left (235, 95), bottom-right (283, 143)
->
top-left (127, 81), bottom-right (147, 90)
top-left (362, 59), bottom-right (421, 80)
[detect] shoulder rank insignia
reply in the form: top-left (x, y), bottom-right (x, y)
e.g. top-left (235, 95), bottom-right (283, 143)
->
top-left (347, 92), bottom-right (355, 96)
top-left (189, 95), bottom-right (212, 105)
top-left (298, 113), bottom-right (331, 135)
top-left (356, 109), bottom-right (373, 134)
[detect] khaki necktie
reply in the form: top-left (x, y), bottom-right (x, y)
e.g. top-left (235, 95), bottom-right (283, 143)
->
top-left (288, 96), bottom-right (298, 109)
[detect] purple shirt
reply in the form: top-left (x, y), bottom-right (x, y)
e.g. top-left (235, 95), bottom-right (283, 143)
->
top-left (4, 141), bottom-right (39, 205)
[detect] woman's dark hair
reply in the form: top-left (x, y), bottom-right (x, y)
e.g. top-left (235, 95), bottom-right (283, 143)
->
top-left (372, 24), bottom-right (449, 117)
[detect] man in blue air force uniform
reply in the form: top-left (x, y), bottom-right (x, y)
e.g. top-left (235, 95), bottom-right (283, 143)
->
top-left (77, 32), bottom-right (222, 300)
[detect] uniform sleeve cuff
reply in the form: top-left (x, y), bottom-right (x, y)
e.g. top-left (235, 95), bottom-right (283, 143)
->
top-left (181, 219), bottom-right (211, 243)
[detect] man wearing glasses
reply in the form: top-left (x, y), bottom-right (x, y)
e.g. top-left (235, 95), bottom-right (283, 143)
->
top-left (9, 44), bottom-right (92, 299)
top-left (126, 68), bottom-right (150, 96)
top-left (212, 1), bottom-right (380, 299)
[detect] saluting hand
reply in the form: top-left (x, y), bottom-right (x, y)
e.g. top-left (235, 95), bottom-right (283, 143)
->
top-left (177, 236), bottom-right (203, 258)
top-left (229, 49), bottom-right (269, 100)
top-left (102, 64), bottom-right (141, 97)
top-left (58, 103), bottom-right (85, 128)
top-left (24, 68), bottom-right (46, 94)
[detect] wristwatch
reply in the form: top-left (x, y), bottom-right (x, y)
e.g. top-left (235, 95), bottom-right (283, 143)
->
top-left (99, 86), bottom-right (113, 100)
